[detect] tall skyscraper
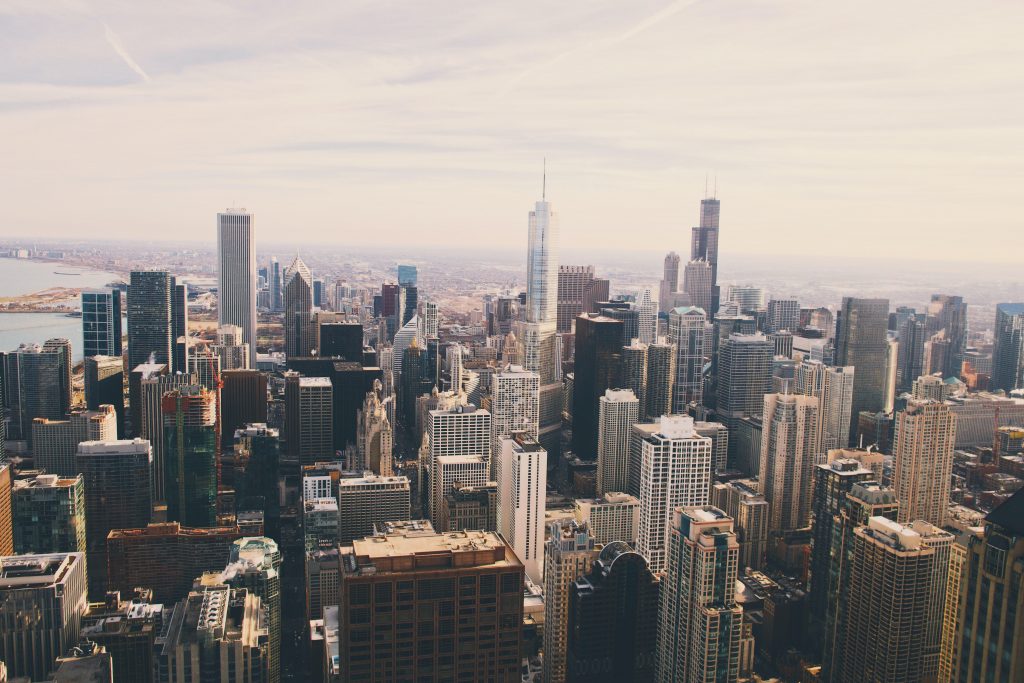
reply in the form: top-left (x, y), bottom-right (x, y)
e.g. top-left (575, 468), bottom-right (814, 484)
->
top-left (656, 506), bottom-right (742, 683)
top-left (139, 367), bottom-right (196, 501)
top-left (489, 365), bottom-right (540, 462)
top-left (76, 438), bottom-right (152, 599)
top-left (621, 342), bottom-right (648, 422)
top-left (712, 479), bottom-right (769, 570)
top-left (927, 294), bottom-right (968, 378)
top-left (219, 537), bottom-right (282, 683)
top-left (0, 553), bottom-right (88, 682)
top-left (766, 297), bottom-right (800, 334)
top-left (794, 360), bottom-right (855, 454)
top-left (557, 265), bottom-right (596, 333)
top-left (659, 251), bottom-right (681, 312)
top-left (81, 288), bottom-right (122, 358)
top-left (269, 255), bottom-right (283, 311)
top-left (691, 197), bottom-right (721, 311)
top-left (897, 312), bottom-right (928, 392)
top-left (543, 520), bottom-right (598, 683)
top-left (1, 339), bottom-right (72, 443)
top-left (31, 405), bottom-right (117, 477)
top-left (214, 323), bottom-right (250, 370)
top-left (84, 355), bottom-right (124, 435)
top-left (566, 541), bottom-right (661, 683)
top-left (284, 255), bottom-right (314, 358)
top-left (682, 260), bottom-right (713, 314)
top-left (893, 399), bottom-right (957, 527)
top-left (596, 389), bottom-right (640, 495)
top-left (717, 333), bottom-right (774, 463)
top-left (496, 433), bottom-right (547, 582)
top-left (162, 385), bottom-right (218, 527)
top-left (992, 303), bottom-right (1024, 392)
top-left (284, 375), bottom-right (333, 465)
top-left (954, 489), bottom-right (1024, 682)
top-left (636, 415), bottom-right (712, 572)
top-left (645, 338), bottom-right (676, 420)
top-left (127, 271), bottom-right (174, 372)
top-left (12, 474), bottom-right (86, 555)
top-left (221, 369), bottom-right (268, 449)
top-left (171, 279), bottom-right (189, 374)
top-left (759, 392), bottom-right (820, 534)
top-left (835, 297), bottom-right (890, 442)
top-left (668, 306), bottom-right (708, 412)
top-left (572, 314), bottom-right (624, 459)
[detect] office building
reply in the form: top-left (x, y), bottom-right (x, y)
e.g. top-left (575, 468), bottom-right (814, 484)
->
top-left (621, 341), bottom-right (649, 420)
top-left (728, 285), bottom-right (764, 312)
top-left (12, 474), bottom-right (86, 555)
top-left (893, 399), bottom-right (956, 527)
top-left (31, 404), bottom-right (117, 476)
top-left (162, 385), bottom-right (217, 527)
top-left (897, 313), bottom-right (928, 392)
top-left (0, 552), bottom-right (87, 681)
top-left (667, 306), bottom-right (707, 412)
top-left (216, 209), bottom-right (256, 366)
top-left (557, 265), bottom-right (596, 333)
top-left (82, 288), bottom-right (122, 358)
top-left (432, 455), bottom-right (488, 528)
top-left (717, 333), bottom-right (773, 462)
top-left (80, 590), bottom-right (164, 683)
top-left (636, 287), bottom-right (657, 344)
top-left (214, 324), bottom-right (250, 370)
top-left (927, 294), bottom-right (968, 377)
top-left (597, 389), bottom-right (640, 494)
top-left (566, 541), bottom-right (660, 683)
top-left (712, 480), bottom-right (769, 569)
top-left (84, 355), bottom-right (124, 434)
top-left (1, 338), bottom-right (72, 443)
top-left (128, 271), bottom-right (177, 372)
top-left (138, 367), bottom-right (197, 501)
top-left (221, 369), bottom-right (268, 449)
top-left (426, 403), bottom-right (491, 467)
top-left (337, 528), bottom-right (523, 681)
top-left (691, 197), bottom-right (721, 311)
top-left (171, 279), bottom-right (189, 375)
top-left (659, 251), bottom-right (681, 312)
top-left (954, 489), bottom-right (1024, 682)
top-left (0, 464), bottom-right (11, 556)
top-left (217, 537), bottom-right (282, 683)
top-left (490, 365), bottom-right (540, 462)
top-left (636, 416), bottom-right (713, 572)
top-left (645, 338), bottom-right (675, 420)
top-left (284, 255), bottom-right (314, 358)
top-left (835, 297), bottom-right (890, 442)
top-left (573, 492), bottom-right (640, 546)
top-left (794, 360), bottom-right (855, 453)
top-left (155, 584), bottom-right (268, 683)
top-left (683, 260), bottom-right (713, 314)
top-left (544, 521), bottom-right (598, 683)
top-left (657, 506), bottom-right (741, 683)
top-left (496, 433), bottom-right (547, 582)
top-left (573, 314), bottom-right (624, 459)
top-left (106, 522), bottom-right (241, 604)
top-left (337, 474), bottom-right (411, 543)
top-left (440, 482), bottom-right (498, 532)
top-left (285, 375), bottom-right (334, 465)
top-left (76, 439), bottom-right (152, 599)
top-left (766, 297), bottom-right (800, 334)
top-left (759, 393), bottom-right (820, 533)
top-left (992, 303), bottom-right (1024, 392)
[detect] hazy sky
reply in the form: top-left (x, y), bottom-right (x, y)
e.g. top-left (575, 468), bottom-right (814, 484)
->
top-left (2, 1), bottom-right (1022, 261)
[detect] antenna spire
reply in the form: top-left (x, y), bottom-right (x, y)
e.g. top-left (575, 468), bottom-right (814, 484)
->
top-left (542, 158), bottom-right (547, 200)
top-left (714, 174), bottom-right (718, 199)
top-left (704, 173), bottom-right (708, 199)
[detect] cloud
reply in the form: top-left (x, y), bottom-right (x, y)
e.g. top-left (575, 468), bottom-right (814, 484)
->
top-left (102, 23), bottom-right (150, 82)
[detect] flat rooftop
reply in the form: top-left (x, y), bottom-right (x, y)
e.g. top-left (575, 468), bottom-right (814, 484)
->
top-left (345, 530), bottom-right (521, 575)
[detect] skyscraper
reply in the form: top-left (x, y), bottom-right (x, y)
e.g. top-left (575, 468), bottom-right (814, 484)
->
top-left (992, 302), bottom-right (1024, 392)
top-left (716, 333), bottom-right (774, 463)
top-left (636, 415), bottom-right (712, 572)
top-left (31, 405), bottom-right (117, 477)
top-left (76, 438), bottom-right (152, 599)
top-left (897, 313), bottom-right (928, 392)
top-left (893, 399), bottom-right (957, 527)
top-left (573, 492), bottom-right (640, 546)
top-left (636, 288), bottom-right (657, 345)
top-left (139, 367), bottom-right (197, 501)
top-left (496, 433), bottom-right (547, 582)
top-left (668, 306), bottom-right (708, 412)
top-left (1, 339), bottom-right (72, 443)
top-left (214, 324), bottom-right (250, 370)
top-left (127, 270), bottom-right (174, 372)
top-left (712, 479), bottom-right (769, 570)
top-left (766, 297), bottom-right (800, 334)
top-left (682, 260), bottom-right (713, 314)
top-left (691, 197), bottom-right (721, 311)
top-left (269, 255), bottom-right (283, 311)
top-left (645, 338), bottom-right (676, 420)
top-left (284, 375), bottom-right (333, 465)
top-left (596, 389), bottom-right (640, 495)
top-left (84, 355), bottom-right (124, 435)
top-left (835, 297), bottom-right (890, 442)
top-left (81, 288), bottom-right (122, 358)
top-left (656, 506), bottom-right (741, 683)
top-left (927, 294), bottom-right (968, 378)
top-left (284, 255), bottom-right (314, 358)
top-left (162, 385), bottom-right (218, 527)
top-left (11, 474), bottom-right (86, 555)
top-left (221, 369), bottom-right (268, 449)
top-left (794, 360), bottom-right (855, 454)
top-left (0, 463), bottom-right (11, 556)
top-left (572, 314), bottom-right (624, 459)
top-left (659, 251), bottom-right (681, 312)
top-left (621, 342), bottom-right (648, 421)
top-left (489, 365), bottom-right (540, 463)
top-left (759, 392), bottom-right (820, 534)
top-left (527, 186), bottom-right (558, 326)
top-left (557, 265), bottom-right (596, 333)
top-left (337, 474), bottom-right (411, 543)
top-left (219, 537), bottom-right (282, 683)
top-left (171, 279), bottom-right (189, 374)
top-left (544, 520), bottom-right (598, 683)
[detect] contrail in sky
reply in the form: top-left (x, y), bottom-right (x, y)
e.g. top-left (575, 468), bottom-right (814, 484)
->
top-left (103, 23), bottom-right (151, 82)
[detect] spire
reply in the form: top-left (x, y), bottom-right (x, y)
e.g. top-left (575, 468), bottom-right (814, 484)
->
top-left (542, 157), bottom-right (546, 200)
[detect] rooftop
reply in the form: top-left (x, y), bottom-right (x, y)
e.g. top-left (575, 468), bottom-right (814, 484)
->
top-left (344, 529), bottom-right (520, 576)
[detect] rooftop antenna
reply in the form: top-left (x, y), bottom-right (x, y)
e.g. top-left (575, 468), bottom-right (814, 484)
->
top-left (542, 158), bottom-right (547, 200)
top-left (713, 174), bottom-right (718, 199)
top-left (704, 173), bottom-right (709, 199)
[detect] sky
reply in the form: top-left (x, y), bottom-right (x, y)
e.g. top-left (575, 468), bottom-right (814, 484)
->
top-left (1, 0), bottom-right (1023, 262)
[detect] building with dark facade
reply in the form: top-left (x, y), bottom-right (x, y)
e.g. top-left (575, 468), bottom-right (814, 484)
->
top-left (221, 369), bottom-right (268, 449)
top-left (572, 314), bottom-right (624, 460)
top-left (162, 385), bottom-right (218, 527)
top-left (84, 355), bottom-right (124, 436)
top-left (835, 297), bottom-right (890, 443)
top-left (82, 288), bottom-right (122, 358)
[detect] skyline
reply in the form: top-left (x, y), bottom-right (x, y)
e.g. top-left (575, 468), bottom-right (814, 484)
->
top-left (2, 1), bottom-right (1023, 261)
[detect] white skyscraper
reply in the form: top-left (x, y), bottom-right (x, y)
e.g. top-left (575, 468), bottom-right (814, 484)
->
top-left (636, 415), bottom-right (713, 572)
top-left (217, 209), bottom-right (257, 366)
top-left (526, 191), bottom-right (558, 326)
top-left (427, 405), bottom-right (491, 522)
top-left (893, 399), bottom-right (957, 527)
top-left (496, 434), bottom-right (547, 582)
top-left (795, 360), bottom-right (855, 455)
top-left (597, 389), bottom-right (640, 495)
top-left (490, 365), bottom-right (540, 465)
top-left (432, 455), bottom-right (488, 530)
top-left (636, 288), bottom-right (657, 344)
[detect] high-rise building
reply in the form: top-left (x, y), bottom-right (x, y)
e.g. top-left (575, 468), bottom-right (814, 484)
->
top-left (573, 492), bottom-right (640, 546)
top-left (490, 365), bottom-right (540, 462)
top-left (337, 474), bottom-right (411, 543)
top-left (953, 489), bottom-right (1024, 682)
top-left (621, 342), bottom-right (648, 419)
top-left (992, 303), bottom-right (1024, 392)
top-left (759, 392), bottom-right (820, 534)
top-left (597, 389), bottom-right (640, 495)
top-left (355, 382), bottom-right (394, 475)
top-left (636, 415), bottom-right (712, 572)
top-left (337, 528), bottom-right (523, 681)
top-left (766, 297), bottom-right (800, 334)
top-left (683, 260), bottom-right (713, 314)
top-left (636, 288), bottom-right (657, 344)
top-left (162, 385), bottom-right (218, 527)
top-left (284, 255), bottom-right (314, 358)
top-left (526, 187), bottom-right (558, 326)
top-left (496, 433), bottom-right (547, 582)
top-left (927, 294), bottom-right (968, 378)
top-left (221, 369), bottom-right (268, 449)
top-left (128, 271), bottom-right (175, 372)
top-left (668, 306), bottom-right (707, 412)
top-left (12, 473), bottom-right (86, 555)
top-left (106, 522), bottom-right (241, 604)
top-left (285, 375), bottom-right (334, 465)
top-left (155, 584), bottom-right (268, 683)
top-left (427, 403), bottom-right (491, 467)
top-left (656, 506), bottom-right (741, 683)
top-left (138, 366), bottom-right (196, 500)
top-left (893, 399), bottom-right (956, 527)
top-left (717, 333), bottom-right (774, 463)
top-left (432, 454), bottom-right (488, 527)
top-left (728, 285), bottom-right (765, 312)
top-left (216, 537), bottom-right (282, 683)
top-left (691, 197), bottom-right (721, 308)
top-left (171, 279), bottom-right (189, 374)
top-left (81, 288), bottom-right (122, 358)
top-left (645, 338), bottom-right (676, 420)
top-left (573, 314), bottom-right (624, 459)
top-left (76, 439), bottom-right (152, 599)
top-left (659, 251), bottom-right (681, 312)
top-left (31, 404), bottom-right (117, 476)
top-left (543, 520), bottom-right (599, 683)
top-left (84, 355), bottom-right (124, 434)
top-left (897, 313), bottom-right (928, 393)
top-left (835, 297), bottom-right (890, 442)
top-left (214, 324), bottom-right (250, 370)
top-left (840, 517), bottom-right (951, 683)
top-left (1, 338), bottom-right (72, 443)
top-left (0, 552), bottom-right (87, 681)
top-left (794, 360), bottom-right (855, 453)
top-left (0, 463), bottom-right (11, 556)
top-left (566, 541), bottom-right (661, 683)
top-left (217, 209), bottom-right (257, 367)
top-left (712, 479), bottom-right (769, 570)
top-left (440, 482), bottom-right (498, 532)
top-left (557, 265), bottom-right (596, 333)
top-left (269, 256), bottom-right (283, 312)
top-left (80, 589), bottom-right (164, 683)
